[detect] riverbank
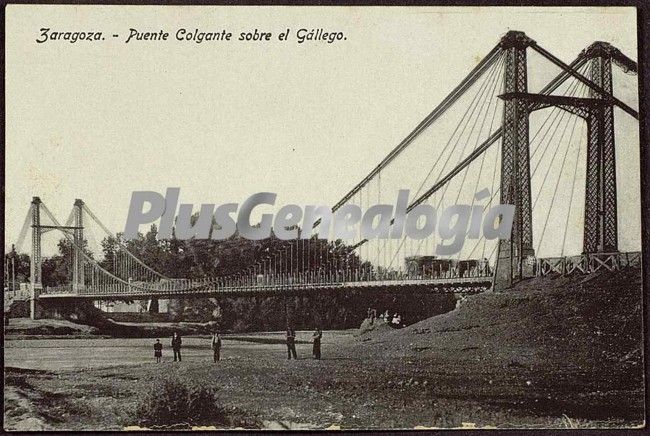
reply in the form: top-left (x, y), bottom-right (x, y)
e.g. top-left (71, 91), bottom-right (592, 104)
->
top-left (4, 267), bottom-right (644, 430)
top-left (4, 331), bottom-right (641, 430)
top-left (4, 318), bottom-right (218, 339)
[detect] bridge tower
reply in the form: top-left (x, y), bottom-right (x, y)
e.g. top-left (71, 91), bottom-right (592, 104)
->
top-left (30, 197), bottom-right (43, 319)
top-left (583, 42), bottom-right (619, 254)
top-left (494, 31), bottom-right (536, 290)
top-left (73, 199), bottom-right (86, 293)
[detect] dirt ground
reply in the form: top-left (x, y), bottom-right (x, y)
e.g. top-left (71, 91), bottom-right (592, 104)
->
top-left (3, 267), bottom-right (645, 430)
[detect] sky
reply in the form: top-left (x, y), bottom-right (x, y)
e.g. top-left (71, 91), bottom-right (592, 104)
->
top-left (5, 6), bottom-right (640, 259)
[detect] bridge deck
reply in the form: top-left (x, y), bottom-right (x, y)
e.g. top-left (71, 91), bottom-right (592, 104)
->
top-left (38, 276), bottom-right (493, 299)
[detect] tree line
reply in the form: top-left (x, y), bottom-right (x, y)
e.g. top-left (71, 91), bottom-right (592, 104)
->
top-left (5, 224), bottom-right (372, 287)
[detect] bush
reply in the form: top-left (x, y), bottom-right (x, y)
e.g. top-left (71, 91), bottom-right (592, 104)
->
top-left (136, 377), bottom-right (227, 428)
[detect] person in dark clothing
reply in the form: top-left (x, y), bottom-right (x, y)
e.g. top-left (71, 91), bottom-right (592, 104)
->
top-left (153, 339), bottom-right (163, 363)
top-left (312, 328), bottom-right (322, 360)
top-left (286, 327), bottom-right (297, 360)
top-left (211, 332), bottom-right (222, 362)
top-left (171, 332), bottom-right (182, 362)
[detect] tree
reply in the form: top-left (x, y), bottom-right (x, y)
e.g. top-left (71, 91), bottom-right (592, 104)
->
top-left (99, 235), bottom-right (119, 274)
top-left (4, 246), bottom-right (30, 288)
top-left (41, 238), bottom-right (93, 287)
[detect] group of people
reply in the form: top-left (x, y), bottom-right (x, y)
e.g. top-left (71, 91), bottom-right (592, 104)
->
top-left (153, 328), bottom-right (323, 362)
top-left (286, 327), bottom-right (322, 360)
top-left (367, 308), bottom-right (404, 328)
top-left (153, 331), bottom-right (222, 363)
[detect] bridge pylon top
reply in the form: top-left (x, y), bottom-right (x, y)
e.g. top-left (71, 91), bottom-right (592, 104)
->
top-left (499, 30), bottom-right (535, 49)
top-left (32, 196), bottom-right (41, 204)
top-left (582, 41), bottom-right (637, 74)
top-left (74, 199), bottom-right (84, 206)
top-left (583, 41), bottom-right (620, 58)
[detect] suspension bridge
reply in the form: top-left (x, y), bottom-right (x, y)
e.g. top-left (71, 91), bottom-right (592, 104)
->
top-left (4, 31), bottom-right (641, 319)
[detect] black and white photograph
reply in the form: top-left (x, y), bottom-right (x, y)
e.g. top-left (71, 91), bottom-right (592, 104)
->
top-left (2, 4), bottom-right (646, 431)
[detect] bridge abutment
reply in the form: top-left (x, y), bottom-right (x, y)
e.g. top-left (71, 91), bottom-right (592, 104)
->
top-left (29, 284), bottom-right (44, 320)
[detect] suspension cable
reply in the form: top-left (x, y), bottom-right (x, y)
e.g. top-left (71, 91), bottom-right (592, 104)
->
top-left (384, 56), bottom-right (504, 268)
top-left (536, 112), bottom-right (581, 253)
top-left (83, 204), bottom-right (168, 279)
top-left (561, 120), bottom-right (585, 256)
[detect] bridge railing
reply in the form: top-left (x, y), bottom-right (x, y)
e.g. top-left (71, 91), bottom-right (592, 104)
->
top-left (37, 262), bottom-right (495, 298)
top-left (536, 251), bottom-right (641, 276)
top-left (4, 285), bottom-right (32, 302)
top-left (40, 284), bottom-right (74, 296)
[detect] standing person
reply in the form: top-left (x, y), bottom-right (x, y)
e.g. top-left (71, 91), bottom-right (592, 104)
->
top-left (312, 327), bottom-right (322, 360)
top-left (211, 332), bottom-right (222, 362)
top-left (286, 327), bottom-right (297, 360)
top-left (153, 339), bottom-right (163, 363)
top-left (171, 332), bottom-right (182, 362)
